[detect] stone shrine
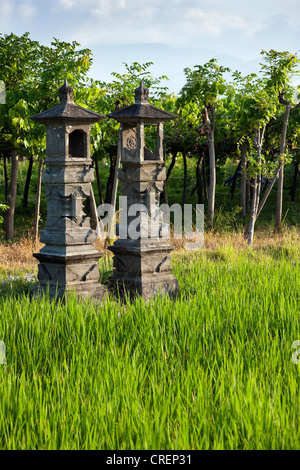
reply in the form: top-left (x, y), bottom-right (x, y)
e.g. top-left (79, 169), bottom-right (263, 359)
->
top-left (30, 80), bottom-right (106, 301)
top-left (107, 81), bottom-right (179, 299)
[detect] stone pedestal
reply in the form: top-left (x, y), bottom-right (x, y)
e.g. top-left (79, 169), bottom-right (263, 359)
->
top-left (31, 80), bottom-right (106, 302)
top-left (109, 241), bottom-right (178, 299)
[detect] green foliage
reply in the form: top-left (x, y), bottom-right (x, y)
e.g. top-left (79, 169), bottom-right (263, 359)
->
top-left (1, 35), bottom-right (299, 235)
top-left (77, 61), bottom-right (171, 156)
top-left (209, 204), bottom-right (242, 233)
top-left (179, 59), bottom-right (230, 108)
top-left (260, 50), bottom-right (300, 98)
top-left (173, 59), bottom-right (234, 167)
top-left (0, 204), bottom-right (8, 223)
top-left (0, 32), bottom-right (93, 158)
top-left (231, 71), bottom-right (277, 131)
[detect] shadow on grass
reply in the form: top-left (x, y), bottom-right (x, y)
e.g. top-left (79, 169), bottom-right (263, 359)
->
top-left (0, 279), bottom-right (38, 300)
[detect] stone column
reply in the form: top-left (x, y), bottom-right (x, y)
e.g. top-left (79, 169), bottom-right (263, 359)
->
top-left (30, 80), bottom-right (106, 302)
top-left (107, 81), bottom-right (179, 299)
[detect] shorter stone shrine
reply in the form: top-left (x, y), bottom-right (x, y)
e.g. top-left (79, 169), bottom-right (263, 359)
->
top-left (107, 81), bottom-right (179, 299)
top-left (30, 80), bottom-right (106, 301)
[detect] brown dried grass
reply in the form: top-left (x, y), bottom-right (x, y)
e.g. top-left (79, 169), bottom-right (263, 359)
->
top-left (206, 228), bottom-right (300, 253)
top-left (171, 225), bottom-right (299, 253)
top-left (0, 238), bottom-right (43, 274)
top-left (0, 226), bottom-right (299, 274)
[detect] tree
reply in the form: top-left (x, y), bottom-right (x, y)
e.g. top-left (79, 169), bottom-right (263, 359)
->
top-left (260, 50), bottom-right (300, 231)
top-left (4, 151), bottom-right (18, 240)
top-left (0, 32), bottom-right (93, 239)
top-left (163, 105), bottom-right (203, 206)
top-left (0, 33), bottom-right (40, 239)
top-left (230, 70), bottom-right (279, 245)
top-left (179, 59), bottom-right (230, 223)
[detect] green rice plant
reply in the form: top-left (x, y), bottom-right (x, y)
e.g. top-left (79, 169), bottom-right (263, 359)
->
top-left (0, 247), bottom-right (299, 450)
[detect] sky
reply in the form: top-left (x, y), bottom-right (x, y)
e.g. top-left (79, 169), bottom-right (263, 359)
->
top-left (1, 0), bottom-right (300, 94)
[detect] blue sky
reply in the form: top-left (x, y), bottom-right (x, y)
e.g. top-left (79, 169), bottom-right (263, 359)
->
top-left (1, 0), bottom-right (299, 94)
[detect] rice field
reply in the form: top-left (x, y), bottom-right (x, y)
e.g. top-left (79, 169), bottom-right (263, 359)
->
top-left (0, 236), bottom-right (299, 450)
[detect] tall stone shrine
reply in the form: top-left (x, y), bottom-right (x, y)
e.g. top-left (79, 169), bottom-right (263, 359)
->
top-left (107, 81), bottom-right (179, 299)
top-left (30, 80), bottom-right (106, 301)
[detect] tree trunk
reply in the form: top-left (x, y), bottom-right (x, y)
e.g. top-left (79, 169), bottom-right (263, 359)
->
top-left (23, 155), bottom-right (34, 208)
top-left (107, 130), bottom-right (122, 240)
top-left (161, 148), bottom-right (169, 205)
top-left (275, 165), bottom-right (284, 231)
top-left (274, 94), bottom-right (291, 231)
top-left (207, 107), bottom-right (216, 224)
top-left (111, 131), bottom-right (121, 213)
top-left (246, 175), bottom-right (258, 246)
top-left (105, 151), bottom-right (116, 205)
top-left (5, 151), bottom-right (19, 240)
top-left (196, 153), bottom-right (204, 204)
top-left (246, 166), bottom-right (276, 245)
top-left (291, 159), bottom-right (299, 203)
top-left (256, 162), bottom-right (282, 219)
top-left (3, 155), bottom-right (8, 203)
top-left (161, 181), bottom-right (168, 205)
top-left (32, 158), bottom-right (43, 248)
top-left (229, 160), bottom-right (241, 199)
top-left (247, 214), bottom-right (256, 246)
top-left (262, 176), bottom-right (269, 193)
top-left (88, 185), bottom-right (101, 238)
top-left (202, 154), bottom-right (208, 200)
top-left (18, 158), bottom-right (24, 191)
top-left (246, 161), bottom-right (251, 213)
top-left (261, 151), bottom-right (274, 194)
top-left (94, 158), bottom-right (104, 205)
top-left (182, 150), bottom-right (188, 206)
top-left (239, 143), bottom-right (247, 218)
top-left (245, 126), bottom-right (265, 246)
top-left (166, 151), bottom-right (177, 181)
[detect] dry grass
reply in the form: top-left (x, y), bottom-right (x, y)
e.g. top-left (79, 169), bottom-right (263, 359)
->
top-left (204, 226), bottom-right (300, 250)
top-left (172, 225), bottom-right (300, 253)
top-left (0, 226), bottom-right (299, 275)
top-left (0, 238), bottom-right (43, 274)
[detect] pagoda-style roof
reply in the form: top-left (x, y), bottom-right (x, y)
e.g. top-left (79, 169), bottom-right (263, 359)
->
top-left (30, 80), bottom-right (106, 124)
top-left (107, 81), bottom-right (177, 124)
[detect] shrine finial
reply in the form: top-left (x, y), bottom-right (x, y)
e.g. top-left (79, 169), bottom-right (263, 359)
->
top-left (59, 79), bottom-right (74, 103)
top-left (134, 81), bottom-right (149, 104)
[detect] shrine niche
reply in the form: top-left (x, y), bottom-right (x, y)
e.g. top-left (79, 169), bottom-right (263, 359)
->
top-left (68, 129), bottom-right (86, 158)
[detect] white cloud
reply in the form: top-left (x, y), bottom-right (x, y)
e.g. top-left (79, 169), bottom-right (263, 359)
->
top-left (0, 0), bottom-right (14, 21)
top-left (19, 1), bottom-right (38, 18)
top-left (57, 0), bottom-right (126, 15)
top-left (91, 0), bottom-right (126, 18)
top-left (28, 0), bottom-right (299, 57)
top-left (58, 0), bottom-right (78, 8)
top-left (133, 5), bottom-right (157, 20)
top-left (184, 8), bottom-right (246, 35)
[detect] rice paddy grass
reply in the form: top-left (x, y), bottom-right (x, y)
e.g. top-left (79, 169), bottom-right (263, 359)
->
top-left (0, 238), bottom-right (299, 450)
